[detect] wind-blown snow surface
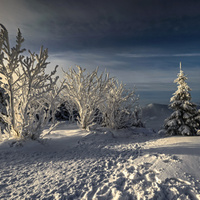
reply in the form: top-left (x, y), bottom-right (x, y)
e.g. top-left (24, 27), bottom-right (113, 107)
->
top-left (0, 122), bottom-right (200, 199)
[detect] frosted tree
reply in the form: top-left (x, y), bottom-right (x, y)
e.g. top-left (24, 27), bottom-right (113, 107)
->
top-left (101, 81), bottom-right (141, 129)
top-left (63, 66), bottom-right (114, 129)
top-left (164, 62), bottom-right (200, 136)
top-left (0, 24), bottom-right (25, 137)
top-left (44, 80), bottom-right (66, 124)
top-left (63, 99), bottom-right (78, 123)
top-left (0, 77), bottom-right (8, 132)
top-left (0, 24), bottom-right (59, 139)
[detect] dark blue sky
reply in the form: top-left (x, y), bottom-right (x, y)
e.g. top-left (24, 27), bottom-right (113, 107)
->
top-left (1, 0), bottom-right (200, 105)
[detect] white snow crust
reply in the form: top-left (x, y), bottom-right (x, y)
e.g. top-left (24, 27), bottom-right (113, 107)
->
top-left (0, 122), bottom-right (200, 199)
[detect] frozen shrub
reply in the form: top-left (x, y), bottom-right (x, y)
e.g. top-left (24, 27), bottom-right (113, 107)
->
top-left (0, 24), bottom-right (59, 139)
top-left (63, 66), bottom-right (114, 129)
top-left (55, 99), bottom-right (79, 123)
top-left (101, 81), bottom-right (141, 129)
top-left (63, 66), bottom-right (142, 130)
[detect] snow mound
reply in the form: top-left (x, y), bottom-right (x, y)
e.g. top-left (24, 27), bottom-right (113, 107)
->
top-left (0, 123), bottom-right (200, 199)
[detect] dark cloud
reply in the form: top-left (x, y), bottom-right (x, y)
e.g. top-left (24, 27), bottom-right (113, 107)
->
top-left (8, 0), bottom-right (200, 51)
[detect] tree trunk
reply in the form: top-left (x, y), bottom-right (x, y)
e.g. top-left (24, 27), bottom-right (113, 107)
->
top-left (10, 89), bottom-right (16, 133)
top-left (9, 78), bottom-right (18, 136)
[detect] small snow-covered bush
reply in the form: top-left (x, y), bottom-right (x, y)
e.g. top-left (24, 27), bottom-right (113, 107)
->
top-left (101, 81), bottom-right (141, 129)
top-left (55, 98), bottom-right (79, 123)
top-left (63, 99), bottom-right (78, 123)
top-left (44, 81), bottom-right (66, 124)
top-left (63, 66), bottom-right (142, 130)
top-left (0, 24), bottom-right (59, 140)
top-left (63, 66), bottom-right (114, 129)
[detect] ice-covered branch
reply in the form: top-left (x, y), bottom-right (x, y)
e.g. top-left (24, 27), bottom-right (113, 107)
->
top-left (63, 66), bottom-right (114, 129)
top-left (101, 81), bottom-right (141, 129)
top-left (0, 24), bottom-right (60, 140)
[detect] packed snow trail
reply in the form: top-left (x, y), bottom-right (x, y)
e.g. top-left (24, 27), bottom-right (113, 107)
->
top-left (0, 123), bottom-right (200, 199)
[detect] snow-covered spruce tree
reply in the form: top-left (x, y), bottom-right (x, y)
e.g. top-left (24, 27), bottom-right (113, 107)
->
top-left (164, 62), bottom-right (200, 136)
top-left (0, 24), bottom-right (59, 139)
top-left (101, 81), bottom-right (142, 129)
top-left (63, 66), bottom-right (114, 129)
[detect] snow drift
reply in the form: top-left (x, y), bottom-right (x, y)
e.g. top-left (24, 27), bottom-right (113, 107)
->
top-left (0, 123), bottom-right (200, 199)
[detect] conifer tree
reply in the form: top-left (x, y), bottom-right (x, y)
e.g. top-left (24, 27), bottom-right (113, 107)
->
top-left (164, 62), bottom-right (200, 136)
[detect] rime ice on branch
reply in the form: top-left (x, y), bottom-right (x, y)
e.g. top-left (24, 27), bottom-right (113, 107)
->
top-left (63, 66), bottom-right (142, 130)
top-left (101, 81), bottom-right (141, 129)
top-left (63, 66), bottom-right (114, 129)
top-left (0, 24), bottom-right (59, 139)
top-left (164, 62), bottom-right (200, 136)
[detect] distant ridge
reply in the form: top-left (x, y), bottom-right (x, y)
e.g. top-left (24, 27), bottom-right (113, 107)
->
top-left (142, 103), bottom-right (172, 131)
top-left (142, 103), bottom-right (200, 131)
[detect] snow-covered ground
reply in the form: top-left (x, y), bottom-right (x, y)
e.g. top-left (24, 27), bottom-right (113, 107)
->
top-left (1, 121), bottom-right (200, 199)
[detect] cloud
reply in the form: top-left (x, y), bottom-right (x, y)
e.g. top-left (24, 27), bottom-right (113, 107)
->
top-left (1, 0), bottom-right (199, 104)
top-left (118, 53), bottom-right (200, 58)
top-left (0, 1), bottom-right (39, 33)
top-left (47, 49), bottom-right (200, 95)
top-left (2, 0), bottom-right (200, 52)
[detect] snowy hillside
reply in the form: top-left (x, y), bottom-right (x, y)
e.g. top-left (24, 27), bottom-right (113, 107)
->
top-left (1, 122), bottom-right (200, 199)
top-left (142, 103), bottom-right (172, 131)
top-left (142, 103), bottom-right (200, 132)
